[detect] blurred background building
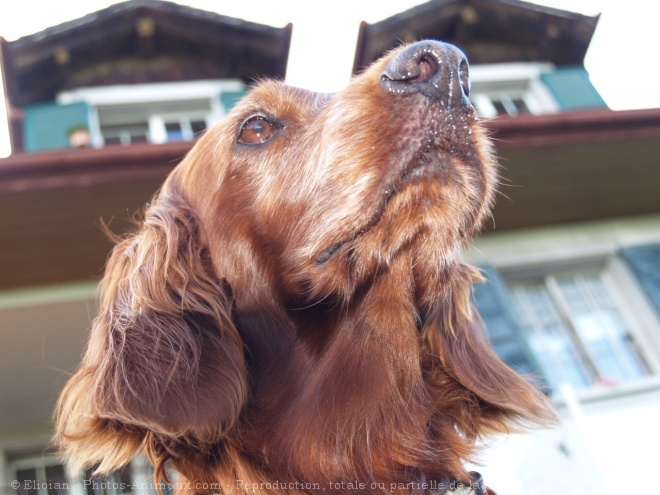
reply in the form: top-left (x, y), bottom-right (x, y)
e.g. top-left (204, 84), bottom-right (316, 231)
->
top-left (357, 3), bottom-right (660, 493)
top-left (1, 1), bottom-right (659, 495)
top-left (0, 1), bottom-right (291, 494)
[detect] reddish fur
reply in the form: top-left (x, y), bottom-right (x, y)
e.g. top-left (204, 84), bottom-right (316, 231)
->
top-left (55, 44), bottom-right (554, 494)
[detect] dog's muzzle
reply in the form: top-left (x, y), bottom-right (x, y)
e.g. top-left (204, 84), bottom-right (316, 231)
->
top-left (380, 40), bottom-right (471, 108)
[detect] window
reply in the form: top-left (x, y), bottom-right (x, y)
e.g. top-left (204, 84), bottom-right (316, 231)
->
top-left (84, 466), bottom-right (134, 495)
top-left (57, 80), bottom-right (246, 147)
top-left (95, 100), bottom-right (212, 146)
top-left (10, 457), bottom-right (67, 495)
top-left (490, 96), bottom-right (530, 116)
top-left (469, 63), bottom-right (559, 117)
top-left (8, 453), bottom-right (158, 495)
top-left (148, 113), bottom-right (209, 144)
top-left (100, 122), bottom-right (150, 146)
top-left (506, 265), bottom-right (651, 391)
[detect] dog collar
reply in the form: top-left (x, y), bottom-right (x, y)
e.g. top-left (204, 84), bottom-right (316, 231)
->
top-left (413, 471), bottom-right (490, 495)
top-left (449, 472), bottom-right (489, 495)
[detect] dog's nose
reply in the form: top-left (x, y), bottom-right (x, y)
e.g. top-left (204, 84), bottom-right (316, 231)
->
top-left (380, 40), bottom-right (471, 106)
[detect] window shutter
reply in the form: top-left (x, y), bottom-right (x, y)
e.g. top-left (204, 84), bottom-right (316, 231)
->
top-left (540, 67), bottom-right (608, 111)
top-left (24, 101), bottom-right (90, 152)
top-left (219, 88), bottom-right (248, 113)
top-left (621, 243), bottom-right (660, 316)
top-left (473, 265), bottom-right (548, 388)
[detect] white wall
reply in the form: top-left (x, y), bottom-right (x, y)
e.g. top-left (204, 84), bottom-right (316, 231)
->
top-left (471, 381), bottom-right (660, 495)
top-left (466, 214), bottom-right (660, 495)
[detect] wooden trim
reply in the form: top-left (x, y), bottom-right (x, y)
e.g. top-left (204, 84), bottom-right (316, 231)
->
top-left (352, 21), bottom-right (371, 75)
top-left (0, 141), bottom-right (192, 193)
top-left (278, 23), bottom-right (294, 78)
top-left (1, 37), bottom-right (24, 152)
top-left (485, 108), bottom-right (660, 148)
top-left (2, 108), bottom-right (660, 194)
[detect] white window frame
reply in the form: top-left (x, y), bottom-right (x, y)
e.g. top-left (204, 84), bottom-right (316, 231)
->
top-left (9, 455), bottom-right (69, 495)
top-left (57, 80), bottom-right (244, 147)
top-left (7, 453), bottom-right (157, 495)
top-left (469, 62), bottom-right (560, 117)
top-left (148, 112), bottom-right (212, 144)
top-left (500, 254), bottom-right (660, 393)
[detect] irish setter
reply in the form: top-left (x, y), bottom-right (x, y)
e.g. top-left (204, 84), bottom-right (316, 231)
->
top-left (56, 41), bottom-right (554, 494)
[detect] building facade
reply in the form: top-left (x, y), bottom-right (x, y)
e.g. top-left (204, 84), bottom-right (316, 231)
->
top-left (0, 1), bottom-right (291, 495)
top-left (2, 1), bottom-right (660, 495)
top-left (353, 1), bottom-right (660, 493)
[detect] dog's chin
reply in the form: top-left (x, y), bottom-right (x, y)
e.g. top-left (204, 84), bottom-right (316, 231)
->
top-left (315, 145), bottom-right (466, 257)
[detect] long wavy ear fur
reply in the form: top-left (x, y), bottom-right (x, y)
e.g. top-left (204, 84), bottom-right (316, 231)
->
top-left (424, 265), bottom-right (555, 441)
top-left (55, 185), bottom-right (247, 475)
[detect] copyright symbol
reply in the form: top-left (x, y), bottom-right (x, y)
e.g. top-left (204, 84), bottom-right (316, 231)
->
top-left (11, 480), bottom-right (20, 490)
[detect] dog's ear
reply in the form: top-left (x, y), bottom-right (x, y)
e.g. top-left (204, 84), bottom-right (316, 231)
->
top-left (424, 265), bottom-right (555, 437)
top-left (55, 186), bottom-right (247, 474)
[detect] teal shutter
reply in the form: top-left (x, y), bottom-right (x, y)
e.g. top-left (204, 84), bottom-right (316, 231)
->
top-left (24, 101), bottom-right (90, 152)
top-left (219, 88), bottom-right (248, 113)
top-left (540, 67), bottom-right (608, 111)
top-left (621, 243), bottom-right (660, 316)
top-left (473, 265), bottom-right (547, 388)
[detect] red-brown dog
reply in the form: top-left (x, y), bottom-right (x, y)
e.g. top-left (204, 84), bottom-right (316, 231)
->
top-left (56, 41), bottom-right (553, 495)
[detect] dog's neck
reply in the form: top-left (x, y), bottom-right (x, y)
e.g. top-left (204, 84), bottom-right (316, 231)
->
top-left (229, 253), bottom-right (483, 489)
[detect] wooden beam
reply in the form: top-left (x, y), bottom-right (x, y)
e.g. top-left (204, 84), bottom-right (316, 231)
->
top-left (0, 140), bottom-right (191, 193)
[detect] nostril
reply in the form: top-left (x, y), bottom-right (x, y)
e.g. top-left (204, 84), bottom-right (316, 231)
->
top-left (459, 58), bottom-right (470, 97)
top-left (380, 41), bottom-right (471, 105)
top-left (414, 56), bottom-right (436, 84)
top-left (381, 53), bottom-right (438, 84)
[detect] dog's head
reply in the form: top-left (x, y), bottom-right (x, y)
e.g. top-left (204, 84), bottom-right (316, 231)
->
top-left (176, 41), bottom-right (495, 305)
top-left (56, 41), bottom-right (552, 491)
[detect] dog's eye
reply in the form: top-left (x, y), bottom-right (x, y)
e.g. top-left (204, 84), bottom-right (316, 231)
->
top-left (238, 116), bottom-right (276, 145)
